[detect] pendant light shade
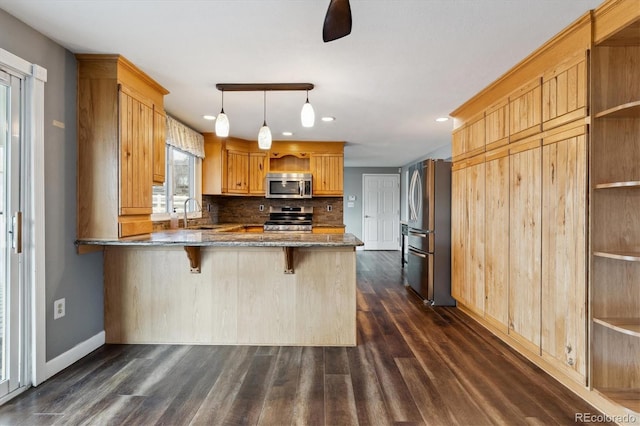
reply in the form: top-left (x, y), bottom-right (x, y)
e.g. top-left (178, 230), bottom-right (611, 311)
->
top-left (301, 90), bottom-right (315, 127)
top-left (215, 90), bottom-right (229, 137)
top-left (258, 91), bottom-right (272, 150)
top-left (258, 124), bottom-right (272, 150)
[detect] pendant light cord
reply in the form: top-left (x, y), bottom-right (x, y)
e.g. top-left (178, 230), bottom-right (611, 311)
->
top-left (263, 90), bottom-right (267, 126)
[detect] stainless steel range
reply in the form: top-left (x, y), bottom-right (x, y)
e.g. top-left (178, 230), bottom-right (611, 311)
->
top-left (263, 206), bottom-right (313, 232)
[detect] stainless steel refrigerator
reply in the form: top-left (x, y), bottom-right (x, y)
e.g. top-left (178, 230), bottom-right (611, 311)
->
top-left (406, 159), bottom-right (455, 306)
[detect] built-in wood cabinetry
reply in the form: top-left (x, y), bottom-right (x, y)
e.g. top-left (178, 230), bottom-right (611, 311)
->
top-left (310, 153), bottom-right (344, 196)
top-left (77, 54), bottom-right (168, 239)
top-left (202, 136), bottom-right (344, 197)
top-left (202, 135), bottom-right (269, 196)
top-left (590, 9), bottom-right (640, 412)
top-left (450, 0), bottom-right (638, 417)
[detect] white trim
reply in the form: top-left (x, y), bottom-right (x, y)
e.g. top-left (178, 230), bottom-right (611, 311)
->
top-left (1, 48), bottom-right (48, 387)
top-left (0, 384), bottom-right (29, 406)
top-left (45, 331), bottom-right (105, 380)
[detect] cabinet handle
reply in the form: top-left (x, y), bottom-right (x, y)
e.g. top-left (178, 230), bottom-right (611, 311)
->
top-left (259, 163), bottom-right (263, 171)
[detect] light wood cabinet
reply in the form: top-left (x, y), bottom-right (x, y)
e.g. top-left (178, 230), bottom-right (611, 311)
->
top-left (77, 54), bottom-right (168, 239)
top-left (450, 158), bottom-right (485, 316)
top-left (118, 87), bottom-right (153, 215)
top-left (485, 99), bottom-right (509, 151)
top-left (450, 0), bottom-right (639, 418)
top-left (542, 53), bottom-right (587, 131)
top-left (508, 140), bottom-right (542, 353)
top-left (484, 147), bottom-right (509, 332)
top-left (248, 152), bottom-right (268, 195)
top-left (451, 114), bottom-right (485, 161)
top-left (152, 108), bottom-right (166, 184)
top-left (310, 153), bottom-right (344, 196)
top-left (541, 123), bottom-right (588, 384)
top-left (226, 149), bottom-right (249, 194)
top-left (509, 79), bottom-right (542, 142)
top-left (590, 23), bottom-right (640, 412)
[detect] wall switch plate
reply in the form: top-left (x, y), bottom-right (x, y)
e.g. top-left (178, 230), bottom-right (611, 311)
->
top-left (54, 298), bottom-right (65, 319)
top-left (327, 205), bottom-right (332, 212)
top-left (259, 204), bottom-right (264, 211)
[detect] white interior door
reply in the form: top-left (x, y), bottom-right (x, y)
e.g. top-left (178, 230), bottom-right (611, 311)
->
top-left (0, 68), bottom-right (24, 398)
top-left (362, 174), bottom-right (400, 250)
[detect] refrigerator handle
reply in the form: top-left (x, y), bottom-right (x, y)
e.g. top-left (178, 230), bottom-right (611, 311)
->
top-left (409, 230), bottom-right (431, 238)
top-left (408, 247), bottom-right (427, 258)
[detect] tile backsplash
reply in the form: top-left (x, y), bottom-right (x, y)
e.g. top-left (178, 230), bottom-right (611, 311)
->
top-left (202, 195), bottom-right (344, 225)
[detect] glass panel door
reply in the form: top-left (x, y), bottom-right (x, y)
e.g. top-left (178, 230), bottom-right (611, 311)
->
top-left (0, 68), bottom-right (23, 398)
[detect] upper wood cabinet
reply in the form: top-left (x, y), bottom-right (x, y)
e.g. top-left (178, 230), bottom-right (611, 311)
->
top-left (451, 114), bottom-right (485, 161)
top-left (542, 53), bottom-right (588, 131)
top-left (202, 136), bottom-right (344, 197)
top-left (248, 152), bottom-right (269, 195)
top-left (226, 149), bottom-right (249, 194)
top-left (76, 54), bottom-right (168, 239)
top-left (310, 153), bottom-right (344, 196)
top-left (509, 79), bottom-right (542, 142)
top-left (152, 108), bottom-right (167, 184)
top-left (485, 99), bottom-right (509, 150)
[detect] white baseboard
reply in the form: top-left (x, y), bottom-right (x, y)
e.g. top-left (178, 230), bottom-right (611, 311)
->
top-left (44, 330), bottom-right (105, 381)
top-left (356, 246), bottom-right (365, 251)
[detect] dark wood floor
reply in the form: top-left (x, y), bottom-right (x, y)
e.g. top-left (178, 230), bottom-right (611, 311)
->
top-left (0, 251), bottom-right (611, 425)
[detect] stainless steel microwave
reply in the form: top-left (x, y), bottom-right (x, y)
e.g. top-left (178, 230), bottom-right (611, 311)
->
top-left (265, 173), bottom-right (312, 199)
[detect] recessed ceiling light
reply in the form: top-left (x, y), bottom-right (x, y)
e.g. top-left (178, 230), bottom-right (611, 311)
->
top-left (321, 116), bottom-right (335, 122)
top-left (203, 115), bottom-right (216, 120)
top-left (282, 131), bottom-right (293, 136)
top-left (435, 117), bottom-right (449, 122)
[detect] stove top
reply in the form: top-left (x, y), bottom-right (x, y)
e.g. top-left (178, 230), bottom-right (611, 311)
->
top-left (264, 206), bottom-right (313, 232)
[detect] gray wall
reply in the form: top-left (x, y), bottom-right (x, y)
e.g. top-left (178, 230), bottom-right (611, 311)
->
top-left (343, 167), bottom-right (400, 240)
top-left (0, 9), bottom-right (104, 360)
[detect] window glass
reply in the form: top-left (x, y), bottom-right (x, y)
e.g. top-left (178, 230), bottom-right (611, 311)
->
top-left (153, 146), bottom-right (199, 216)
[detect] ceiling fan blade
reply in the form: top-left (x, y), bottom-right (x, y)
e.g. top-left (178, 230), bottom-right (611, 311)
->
top-left (323, 0), bottom-right (352, 42)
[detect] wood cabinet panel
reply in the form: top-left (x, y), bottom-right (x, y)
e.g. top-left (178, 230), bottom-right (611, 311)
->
top-left (484, 154), bottom-right (509, 331)
top-left (509, 79), bottom-right (542, 142)
top-left (450, 168), bottom-right (466, 304)
top-left (485, 100), bottom-right (509, 150)
top-left (541, 131), bottom-right (587, 383)
top-left (509, 144), bottom-right (541, 352)
top-left (119, 89), bottom-right (153, 215)
top-left (248, 152), bottom-right (268, 195)
top-left (152, 108), bottom-right (166, 184)
top-left (450, 162), bottom-right (484, 316)
top-left (311, 153), bottom-right (343, 196)
top-left (542, 54), bottom-right (587, 130)
top-left (226, 150), bottom-right (249, 194)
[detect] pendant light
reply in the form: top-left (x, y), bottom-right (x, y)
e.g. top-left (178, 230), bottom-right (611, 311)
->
top-left (301, 89), bottom-right (315, 127)
top-left (258, 91), bottom-right (272, 150)
top-left (215, 89), bottom-right (229, 137)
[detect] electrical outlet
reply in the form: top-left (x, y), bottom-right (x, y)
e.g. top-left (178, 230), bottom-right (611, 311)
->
top-left (326, 205), bottom-right (332, 212)
top-left (54, 298), bottom-right (65, 320)
top-left (259, 204), bottom-right (265, 212)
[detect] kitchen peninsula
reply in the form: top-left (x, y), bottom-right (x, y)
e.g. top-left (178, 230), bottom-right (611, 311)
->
top-left (79, 229), bottom-right (363, 346)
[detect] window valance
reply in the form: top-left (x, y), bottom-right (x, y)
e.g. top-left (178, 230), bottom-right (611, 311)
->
top-left (166, 115), bottom-right (205, 158)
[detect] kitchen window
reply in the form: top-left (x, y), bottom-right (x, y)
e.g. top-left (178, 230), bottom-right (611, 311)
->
top-left (152, 145), bottom-right (202, 219)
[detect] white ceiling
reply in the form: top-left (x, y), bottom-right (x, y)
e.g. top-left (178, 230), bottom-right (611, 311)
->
top-left (0, 0), bottom-right (602, 166)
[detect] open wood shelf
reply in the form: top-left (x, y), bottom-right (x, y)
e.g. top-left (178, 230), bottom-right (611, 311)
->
top-left (595, 100), bottom-right (640, 119)
top-left (593, 317), bottom-right (640, 338)
top-left (593, 251), bottom-right (640, 262)
top-left (595, 181), bottom-right (640, 189)
top-left (595, 388), bottom-right (640, 414)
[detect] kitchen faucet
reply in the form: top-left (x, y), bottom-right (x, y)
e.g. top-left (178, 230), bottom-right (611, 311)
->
top-left (183, 197), bottom-right (202, 228)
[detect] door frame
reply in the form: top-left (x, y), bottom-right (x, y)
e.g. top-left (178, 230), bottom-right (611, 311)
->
top-left (0, 48), bottom-right (47, 396)
top-left (361, 173), bottom-right (401, 250)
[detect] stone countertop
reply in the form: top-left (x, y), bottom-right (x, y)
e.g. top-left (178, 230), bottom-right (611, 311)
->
top-left (77, 229), bottom-right (363, 248)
